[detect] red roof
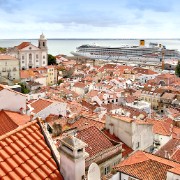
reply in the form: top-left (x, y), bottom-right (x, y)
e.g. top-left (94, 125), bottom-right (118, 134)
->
top-left (0, 55), bottom-right (17, 60)
top-left (30, 99), bottom-right (53, 113)
top-left (69, 117), bottom-right (105, 131)
top-left (76, 126), bottom-right (114, 158)
top-left (16, 42), bottom-right (31, 50)
top-left (155, 138), bottom-right (180, 162)
top-left (115, 151), bottom-right (180, 179)
top-left (0, 110), bottom-right (30, 136)
top-left (0, 121), bottom-right (63, 179)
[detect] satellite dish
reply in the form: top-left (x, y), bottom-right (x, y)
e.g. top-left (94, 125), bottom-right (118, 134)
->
top-left (87, 163), bottom-right (100, 180)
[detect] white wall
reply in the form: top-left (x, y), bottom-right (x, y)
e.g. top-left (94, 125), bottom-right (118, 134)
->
top-left (137, 74), bottom-right (158, 84)
top-left (154, 134), bottom-right (172, 149)
top-left (0, 89), bottom-right (26, 112)
top-left (109, 172), bottom-right (120, 180)
top-left (167, 171), bottom-right (180, 180)
top-left (60, 151), bottom-right (85, 180)
top-left (34, 77), bottom-right (47, 86)
top-left (27, 92), bottom-right (46, 101)
top-left (33, 102), bottom-right (67, 120)
top-left (132, 123), bottom-right (154, 151)
top-left (120, 173), bottom-right (138, 180)
top-left (106, 115), bottom-right (133, 148)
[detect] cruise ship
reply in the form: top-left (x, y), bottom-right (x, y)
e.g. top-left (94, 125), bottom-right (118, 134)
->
top-left (71, 40), bottom-right (180, 64)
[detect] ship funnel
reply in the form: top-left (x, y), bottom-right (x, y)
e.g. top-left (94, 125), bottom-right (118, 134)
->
top-left (140, 40), bottom-right (145, 46)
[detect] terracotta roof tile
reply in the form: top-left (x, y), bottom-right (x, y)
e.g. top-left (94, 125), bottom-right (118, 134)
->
top-left (0, 55), bottom-right (17, 60)
top-left (30, 99), bottom-right (53, 113)
top-left (0, 110), bottom-right (30, 136)
top-left (115, 151), bottom-right (180, 179)
top-left (16, 42), bottom-right (31, 50)
top-left (146, 119), bottom-right (172, 136)
top-left (0, 121), bottom-right (63, 180)
top-left (155, 138), bottom-right (180, 161)
top-left (76, 126), bottom-right (114, 158)
top-left (69, 117), bottom-right (105, 131)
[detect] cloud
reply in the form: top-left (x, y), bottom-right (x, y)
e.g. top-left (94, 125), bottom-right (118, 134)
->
top-left (0, 0), bottom-right (180, 38)
top-left (126, 0), bottom-right (173, 12)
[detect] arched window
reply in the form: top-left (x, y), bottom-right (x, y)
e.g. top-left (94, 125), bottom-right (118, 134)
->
top-left (43, 42), bottom-right (45, 47)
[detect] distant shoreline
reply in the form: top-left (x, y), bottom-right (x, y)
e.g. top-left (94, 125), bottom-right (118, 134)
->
top-left (0, 38), bottom-right (180, 40)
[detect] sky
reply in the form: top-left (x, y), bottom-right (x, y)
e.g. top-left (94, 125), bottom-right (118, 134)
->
top-left (0, 0), bottom-right (180, 39)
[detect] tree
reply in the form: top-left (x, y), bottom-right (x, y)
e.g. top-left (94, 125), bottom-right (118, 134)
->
top-left (0, 47), bottom-right (7, 53)
top-left (57, 79), bottom-right (63, 85)
top-left (175, 61), bottom-right (180, 77)
top-left (48, 54), bottom-right (56, 65)
top-left (18, 82), bottom-right (30, 94)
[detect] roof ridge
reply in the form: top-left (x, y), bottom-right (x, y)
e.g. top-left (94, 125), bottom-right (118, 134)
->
top-left (144, 151), bottom-right (180, 167)
top-left (0, 120), bottom-right (38, 141)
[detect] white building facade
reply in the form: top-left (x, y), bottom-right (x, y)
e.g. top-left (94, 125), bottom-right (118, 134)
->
top-left (8, 34), bottom-right (48, 70)
top-left (0, 55), bottom-right (20, 81)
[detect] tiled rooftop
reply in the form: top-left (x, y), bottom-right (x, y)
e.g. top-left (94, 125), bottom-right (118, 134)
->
top-left (16, 42), bottom-right (31, 50)
top-left (0, 55), bottom-right (17, 60)
top-left (0, 120), bottom-right (63, 180)
top-left (76, 126), bottom-right (114, 158)
top-left (115, 151), bottom-right (180, 179)
top-left (69, 116), bottom-right (105, 131)
top-left (0, 110), bottom-right (30, 136)
top-left (146, 119), bottom-right (172, 136)
top-left (155, 138), bottom-right (180, 162)
top-left (30, 99), bottom-right (53, 113)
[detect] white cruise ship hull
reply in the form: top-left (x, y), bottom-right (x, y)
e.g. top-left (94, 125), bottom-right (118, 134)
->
top-left (71, 51), bottom-right (161, 63)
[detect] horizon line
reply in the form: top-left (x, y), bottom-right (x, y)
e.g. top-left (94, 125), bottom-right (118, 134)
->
top-left (0, 38), bottom-right (180, 40)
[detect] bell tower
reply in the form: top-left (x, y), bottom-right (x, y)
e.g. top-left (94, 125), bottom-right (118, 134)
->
top-left (38, 33), bottom-right (47, 50)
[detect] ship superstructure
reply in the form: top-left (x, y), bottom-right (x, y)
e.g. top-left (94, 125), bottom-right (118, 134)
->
top-left (71, 40), bottom-right (180, 64)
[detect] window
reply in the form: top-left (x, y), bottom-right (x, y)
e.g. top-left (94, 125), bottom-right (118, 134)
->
top-left (36, 54), bottom-right (38, 59)
top-left (43, 55), bottom-right (45, 59)
top-left (36, 60), bottom-right (38, 62)
top-left (104, 166), bottom-right (110, 175)
top-left (29, 53), bottom-right (32, 60)
top-left (43, 61), bottom-right (45, 64)
top-left (136, 142), bottom-right (140, 149)
top-left (43, 42), bottom-right (45, 47)
top-left (22, 55), bottom-right (24, 60)
top-left (22, 61), bottom-right (24, 63)
top-left (29, 47), bottom-right (32, 50)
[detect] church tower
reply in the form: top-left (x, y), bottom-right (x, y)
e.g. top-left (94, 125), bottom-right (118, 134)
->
top-left (38, 33), bottom-right (47, 50)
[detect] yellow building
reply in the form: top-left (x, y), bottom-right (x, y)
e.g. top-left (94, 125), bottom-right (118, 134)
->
top-left (46, 66), bottom-right (55, 85)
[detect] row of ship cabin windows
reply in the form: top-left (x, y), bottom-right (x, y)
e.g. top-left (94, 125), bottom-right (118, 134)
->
top-left (21, 54), bottom-right (46, 60)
